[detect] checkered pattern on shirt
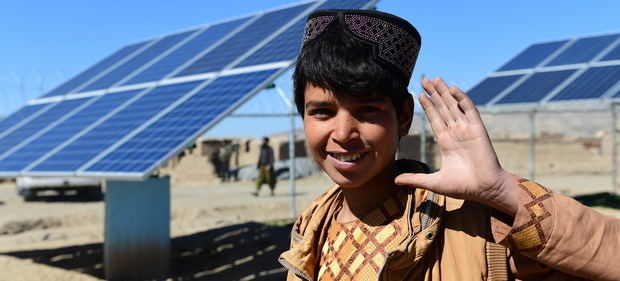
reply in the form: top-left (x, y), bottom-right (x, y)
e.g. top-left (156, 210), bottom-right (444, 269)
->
top-left (317, 190), bottom-right (408, 281)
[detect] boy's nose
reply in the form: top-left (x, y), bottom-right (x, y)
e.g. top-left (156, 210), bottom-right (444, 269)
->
top-left (332, 113), bottom-right (359, 143)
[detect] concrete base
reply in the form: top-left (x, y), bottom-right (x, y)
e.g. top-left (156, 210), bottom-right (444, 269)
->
top-left (104, 177), bottom-right (170, 280)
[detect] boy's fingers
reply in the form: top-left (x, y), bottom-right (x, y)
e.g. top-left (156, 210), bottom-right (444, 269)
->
top-left (419, 93), bottom-right (447, 135)
top-left (432, 78), bottom-right (467, 124)
top-left (449, 86), bottom-right (483, 124)
top-left (422, 79), bottom-right (455, 126)
top-left (394, 173), bottom-right (441, 193)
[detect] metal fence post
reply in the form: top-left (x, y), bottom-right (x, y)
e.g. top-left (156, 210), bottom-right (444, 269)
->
top-left (529, 109), bottom-right (536, 181)
top-left (420, 112), bottom-right (427, 164)
top-left (275, 86), bottom-right (296, 218)
top-left (612, 103), bottom-right (617, 193)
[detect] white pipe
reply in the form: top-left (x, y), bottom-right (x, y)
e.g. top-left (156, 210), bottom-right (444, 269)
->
top-left (275, 86), bottom-right (296, 217)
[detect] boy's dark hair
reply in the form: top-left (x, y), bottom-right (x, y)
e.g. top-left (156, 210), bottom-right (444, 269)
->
top-left (293, 10), bottom-right (420, 117)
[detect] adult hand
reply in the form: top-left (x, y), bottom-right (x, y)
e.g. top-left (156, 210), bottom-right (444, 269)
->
top-left (395, 78), bottom-right (519, 216)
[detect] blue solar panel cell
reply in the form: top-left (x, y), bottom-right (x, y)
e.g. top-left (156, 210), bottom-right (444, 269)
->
top-left (495, 70), bottom-right (576, 104)
top-left (174, 2), bottom-right (313, 77)
top-left (0, 98), bottom-right (92, 154)
top-left (236, 0), bottom-right (373, 67)
top-left (236, 18), bottom-right (305, 67)
top-left (545, 34), bottom-right (620, 66)
top-left (0, 90), bottom-right (142, 172)
top-left (466, 75), bottom-right (523, 105)
top-left (78, 30), bottom-right (196, 92)
top-left (0, 104), bottom-right (47, 134)
top-left (122, 17), bottom-right (251, 85)
top-left (30, 81), bottom-right (203, 172)
top-left (601, 43), bottom-right (620, 61)
top-left (320, 0), bottom-right (374, 9)
top-left (550, 65), bottom-right (620, 101)
top-left (496, 41), bottom-right (568, 71)
top-left (41, 41), bottom-right (150, 98)
top-left (86, 69), bottom-right (280, 173)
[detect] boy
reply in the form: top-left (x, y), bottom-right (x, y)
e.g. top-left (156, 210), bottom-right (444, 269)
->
top-left (279, 9), bottom-right (620, 281)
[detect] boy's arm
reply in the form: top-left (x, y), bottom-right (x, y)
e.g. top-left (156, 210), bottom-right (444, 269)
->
top-left (395, 78), bottom-right (620, 280)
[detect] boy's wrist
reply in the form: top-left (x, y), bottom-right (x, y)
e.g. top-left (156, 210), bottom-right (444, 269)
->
top-left (480, 170), bottom-right (520, 217)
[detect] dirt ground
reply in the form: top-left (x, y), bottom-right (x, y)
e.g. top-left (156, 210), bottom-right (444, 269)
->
top-left (0, 173), bottom-right (618, 281)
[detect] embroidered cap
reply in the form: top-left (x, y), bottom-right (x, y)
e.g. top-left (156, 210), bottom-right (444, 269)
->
top-left (302, 9), bottom-right (421, 83)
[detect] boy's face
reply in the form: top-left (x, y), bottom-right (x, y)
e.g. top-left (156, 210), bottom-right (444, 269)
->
top-left (303, 83), bottom-right (412, 188)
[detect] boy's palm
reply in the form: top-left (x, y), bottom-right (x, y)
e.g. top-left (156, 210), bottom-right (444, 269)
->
top-left (395, 78), bottom-right (512, 206)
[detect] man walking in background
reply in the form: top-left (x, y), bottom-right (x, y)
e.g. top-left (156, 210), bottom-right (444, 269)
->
top-left (254, 137), bottom-right (276, 196)
top-left (218, 140), bottom-right (233, 182)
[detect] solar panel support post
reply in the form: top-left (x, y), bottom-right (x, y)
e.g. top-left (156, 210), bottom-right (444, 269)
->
top-left (275, 86), bottom-right (296, 218)
top-left (104, 176), bottom-right (170, 281)
top-left (612, 103), bottom-right (618, 194)
top-left (420, 111), bottom-right (427, 164)
top-left (419, 74), bottom-right (428, 164)
top-left (529, 109), bottom-right (537, 181)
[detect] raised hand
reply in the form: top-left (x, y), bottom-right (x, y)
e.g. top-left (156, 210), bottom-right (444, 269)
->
top-left (395, 78), bottom-right (519, 216)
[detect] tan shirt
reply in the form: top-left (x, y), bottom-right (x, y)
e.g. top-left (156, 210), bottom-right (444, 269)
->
top-left (318, 189), bottom-right (408, 280)
top-left (280, 177), bottom-right (620, 281)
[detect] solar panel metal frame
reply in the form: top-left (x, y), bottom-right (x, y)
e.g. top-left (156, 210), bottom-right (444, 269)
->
top-left (0, 0), bottom-right (380, 180)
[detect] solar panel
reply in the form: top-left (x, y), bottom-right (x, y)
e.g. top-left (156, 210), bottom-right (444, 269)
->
top-left (236, 0), bottom-right (373, 67)
top-left (29, 80), bottom-right (204, 173)
top-left (175, 3), bottom-right (315, 77)
top-left (495, 70), bottom-right (576, 104)
top-left (121, 17), bottom-right (251, 86)
top-left (496, 40), bottom-right (568, 71)
top-left (601, 43), bottom-right (620, 61)
top-left (467, 75), bottom-right (524, 105)
top-left (77, 30), bottom-right (197, 93)
top-left (549, 65), bottom-right (620, 101)
top-left (84, 70), bottom-right (281, 175)
top-left (0, 0), bottom-right (380, 178)
top-left (0, 104), bottom-right (48, 135)
top-left (0, 98), bottom-right (93, 154)
top-left (545, 34), bottom-right (620, 66)
top-left (0, 89), bottom-right (143, 172)
top-left (468, 32), bottom-right (620, 107)
top-left (41, 41), bottom-right (151, 98)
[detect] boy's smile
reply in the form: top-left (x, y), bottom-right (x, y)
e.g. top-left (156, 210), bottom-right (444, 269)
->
top-left (302, 83), bottom-right (411, 188)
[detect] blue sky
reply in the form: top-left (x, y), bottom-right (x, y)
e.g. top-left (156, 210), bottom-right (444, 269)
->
top-left (1, 0), bottom-right (619, 137)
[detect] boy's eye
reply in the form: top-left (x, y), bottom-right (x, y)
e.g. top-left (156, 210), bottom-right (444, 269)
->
top-left (307, 108), bottom-right (333, 117)
top-left (358, 106), bottom-right (379, 114)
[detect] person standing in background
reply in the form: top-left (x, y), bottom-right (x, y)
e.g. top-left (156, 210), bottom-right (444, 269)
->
top-left (218, 140), bottom-right (233, 182)
top-left (209, 146), bottom-right (221, 181)
top-left (254, 137), bottom-right (277, 196)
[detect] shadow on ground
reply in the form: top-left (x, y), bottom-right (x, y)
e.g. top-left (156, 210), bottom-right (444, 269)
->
top-left (23, 193), bottom-right (104, 203)
top-left (573, 192), bottom-right (620, 209)
top-left (1, 221), bottom-right (293, 280)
